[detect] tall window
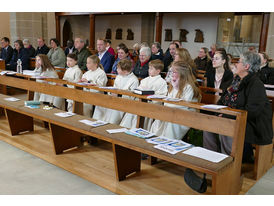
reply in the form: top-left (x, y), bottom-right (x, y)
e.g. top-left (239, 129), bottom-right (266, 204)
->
top-left (217, 13), bottom-right (263, 57)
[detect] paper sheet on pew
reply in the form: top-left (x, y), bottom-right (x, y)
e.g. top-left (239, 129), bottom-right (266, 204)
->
top-left (76, 82), bottom-right (96, 86)
top-left (23, 70), bottom-right (40, 76)
top-left (4, 97), bottom-right (20, 102)
top-left (201, 104), bottom-right (227, 110)
top-left (106, 128), bottom-right (128, 134)
top-left (182, 147), bottom-right (229, 163)
top-left (79, 119), bottom-right (108, 127)
top-left (163, 97), bottom-right (181, 102)
top-left (99, 86), bottom-right (118, 90)
top-left (54, 112), bottom-right (76, 118)
top-left (264, 84), bottom-right (274, 89)
top-left (0, 71), bottom-right (17, 75)
top-left (147, 94), bottom-right (167, 99)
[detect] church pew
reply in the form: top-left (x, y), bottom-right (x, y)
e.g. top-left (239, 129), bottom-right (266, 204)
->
top-left (200, 86), bottom-right (274, 180)
top-left (0, 59), bottom-right (5, 70)
top-left (0, 75), bottom-right (247, 194)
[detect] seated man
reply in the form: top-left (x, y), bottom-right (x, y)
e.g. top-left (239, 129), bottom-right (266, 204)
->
top-left (0, 37), bottom-right (14, 69)
top-left (73, 37), bottom-right (91, 71)
top-left (64, 40), bottom-right (76, 56)
top-left (35, 37), bottom-right (50, 56)
top-left (96, 38), bottom-right (114, 73)
top-left (163, 42), bottom-right (178, 72)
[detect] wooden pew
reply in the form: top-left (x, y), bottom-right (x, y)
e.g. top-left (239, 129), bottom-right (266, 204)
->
top-left (0, 59), bottom-right (5, 70)
top-left (0, 75), bottom-right (247, 194)
top-left (29, 58), bottom-right (36, 69)
top-left (200, 85), bottom-right (274, 180)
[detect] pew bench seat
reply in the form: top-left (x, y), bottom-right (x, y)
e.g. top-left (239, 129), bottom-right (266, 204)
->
top-left (0, 93), bottom-right (235, 194)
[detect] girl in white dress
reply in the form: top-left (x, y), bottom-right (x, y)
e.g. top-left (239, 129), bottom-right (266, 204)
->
top-left (102, 59), bottom-right (139, 124)
top-left (150, 61), bottom-right (201, 140)
top-left (120, 59), bottom-right (168, 129)
top-left (33, 54), bottom-right (64, 109)
top-left (80, 55), bottom-right (107, 118)
top-left (62, 53), bottom-right (83, 112)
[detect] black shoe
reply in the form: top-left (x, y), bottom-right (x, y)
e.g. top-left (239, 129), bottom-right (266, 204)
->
top-left (88, 137), bottom-right (98, 145)
top-left (184, 168), bottom-right (207, 193)
top-left (141, 153), bottom-right (149, 160)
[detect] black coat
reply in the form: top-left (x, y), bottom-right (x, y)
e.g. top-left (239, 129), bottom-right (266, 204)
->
top-left (133, 60), bottom-right (149, 78)
top-left (65, 46), bottom-right (77, 56)
top-left (35, 44), bottom-right (50, 56)
top-left (194, 56), bottom-right (212, 71)
top-left (0, 45), bottom-right (14, 64)
top-left (9, 48), bottom-right (30, 71)
top-left (218, 73), bottom-right (273, 145)
top-left (163, 53), bottom-right (173, 73)
top-left (205, 68), bottom-right (234, 92)
top-left (257, 63), bottom-right (274, 85)
top-left (27, 45), bottom-right (36, 57)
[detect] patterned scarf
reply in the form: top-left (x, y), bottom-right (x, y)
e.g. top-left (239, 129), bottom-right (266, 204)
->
top-left (221, 75), bottom-right (241, 108)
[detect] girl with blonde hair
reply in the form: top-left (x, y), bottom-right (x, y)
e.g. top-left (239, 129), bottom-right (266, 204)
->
top-left (150, 61), bottom-right (201, 140)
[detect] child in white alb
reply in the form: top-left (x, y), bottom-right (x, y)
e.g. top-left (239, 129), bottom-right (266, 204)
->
top-left (101, 59), bottom-right (139, 124)
top-left (150, 61), bottom-right (201, 140)
top-left (80, 55), bottom-right (107, 118)
top-left (62, 53), bottom-right (83, 112)
top-left (120, 59), bottom-right (168, 130)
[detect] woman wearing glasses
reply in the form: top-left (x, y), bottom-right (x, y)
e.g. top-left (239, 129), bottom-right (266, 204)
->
top-left (132, 46), bottom-right (151, 78)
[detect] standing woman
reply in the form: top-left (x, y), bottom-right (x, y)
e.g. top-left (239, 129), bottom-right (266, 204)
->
top-left (258, 52), bottom-right (274, 85)
top-left (204, 50), bottom-right (233, 93)
top-left (47, 38), bottom-right (66, 68)
top-left (9, 40), bottom-right (30, 71)
top-left (33, 54), bottom-right (64, 109)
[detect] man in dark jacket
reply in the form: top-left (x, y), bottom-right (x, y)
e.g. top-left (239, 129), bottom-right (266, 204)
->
top-left (0, 37), bottom-right (14, 68)
top-left (73, 37), bottom-right (91, 71)
top-left (96, 38), bottom-right (114, 73)
top-left (35, 37), bottom-right (50, 56)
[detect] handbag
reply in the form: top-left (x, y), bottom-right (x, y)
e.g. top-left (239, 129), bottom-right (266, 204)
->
top-left (184, 168), bottom-right (207, 193)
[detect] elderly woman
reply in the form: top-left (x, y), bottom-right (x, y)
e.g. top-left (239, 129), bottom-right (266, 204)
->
top-left (203, 51), bottom-right (273, 163)
top-left (133, 46), bottom-right (151, 78)
top-left (47, 38), bottom-right (66, 68)
top-left (151, 42), bottom-right (163, 60)
top-left (9, 39), bottom-right (30, 71)
top-left (23, 39), bottom-right (35, 57)
top-left (258, 52), bottom-right (274, 85)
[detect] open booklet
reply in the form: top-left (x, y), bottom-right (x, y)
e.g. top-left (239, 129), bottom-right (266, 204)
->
top-left (125, 128), bottom-right (155, 139)
top-left (146, 136), bottom-right (192, 154)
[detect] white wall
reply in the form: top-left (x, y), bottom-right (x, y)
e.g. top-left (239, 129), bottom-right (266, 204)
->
top-left (161, 13), bottom-right (219, 58)
top-left (0, 13), bottom-right (10, 39)
top-left (95, 14), bottom-right (142, 50)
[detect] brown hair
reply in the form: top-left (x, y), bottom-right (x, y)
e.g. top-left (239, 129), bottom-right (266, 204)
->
top-left (37, 54), bottom-right (55, 72)
top-left (87, 55), bottom-right (104, 70)
top-left (117, 59), bottom-right (132, 72)
top-left (259, 52), bottom-right (272, 63)
top-left (169, 61), bottom-right (201, 101)
top-left (149, 59), bottom-right (164, 72)
top-left (176, 48), bottom-right (196, 69)
top-left (67, 53), bottom-right (78, 61)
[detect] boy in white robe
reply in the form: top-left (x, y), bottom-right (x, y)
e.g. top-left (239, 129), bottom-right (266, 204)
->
top-left (101, 59), bottom-right (139, 124)
top-left (80, 55), bottom-right (107, 118)
top-left (150, 61), bottom-right (201, 140)
top-left (62, 53), bottom-right (83, 112)
top-left (120, 59), bottom-right (168, 129)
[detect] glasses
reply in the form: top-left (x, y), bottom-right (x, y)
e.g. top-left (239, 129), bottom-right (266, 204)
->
top-left (139, 55), bottom-right (146, 57)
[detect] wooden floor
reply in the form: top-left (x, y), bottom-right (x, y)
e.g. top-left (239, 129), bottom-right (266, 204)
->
top-left (0, 90), bottom-right (273, 195)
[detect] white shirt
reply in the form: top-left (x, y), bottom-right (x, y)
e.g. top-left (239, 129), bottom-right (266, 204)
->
top-left (98, 50), bottom-right (107, 60)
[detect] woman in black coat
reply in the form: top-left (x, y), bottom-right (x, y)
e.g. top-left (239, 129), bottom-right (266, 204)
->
top-left (203, 51), bottom-right (273, 162)
top-left (9, 40), bottom-right (30, 71)
top-left (258, 52), bottom-right (274, 85)
top-left (133, 46), bottom-right (151, 78)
